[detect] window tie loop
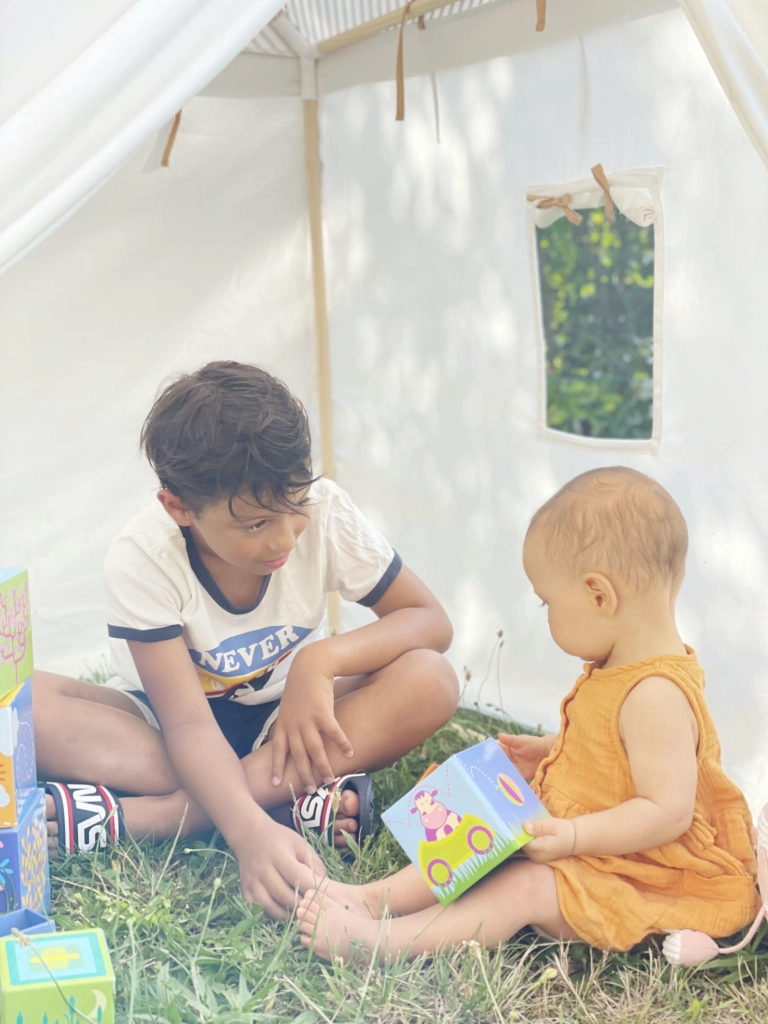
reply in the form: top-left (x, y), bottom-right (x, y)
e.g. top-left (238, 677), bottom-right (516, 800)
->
top-left (590, 163), bottom-right (616, 221)
top-left (526, 192), bottom-right (583, 226)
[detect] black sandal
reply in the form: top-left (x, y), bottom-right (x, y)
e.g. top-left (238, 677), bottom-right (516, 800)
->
top-left (44, 782), bottom-right (125, 853)
top-left (292, 772), bottom-right (374, 852)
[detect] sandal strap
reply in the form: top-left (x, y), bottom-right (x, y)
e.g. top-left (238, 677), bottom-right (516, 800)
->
top-left (45, 782), bottom-right (125, 853)
top-left (292, 778), bottom-right (342, 843)
top-left (291, 771), bottom-right (374, 850)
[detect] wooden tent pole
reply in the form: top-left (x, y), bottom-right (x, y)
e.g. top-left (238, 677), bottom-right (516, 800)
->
top-left (303, 95), bottom-right (341, 633)
top-left (303, 98), bottom-right (334, 482)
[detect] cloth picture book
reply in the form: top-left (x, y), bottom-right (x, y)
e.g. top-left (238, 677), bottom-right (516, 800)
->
top-left (382, 737), bottom-right (550, 905)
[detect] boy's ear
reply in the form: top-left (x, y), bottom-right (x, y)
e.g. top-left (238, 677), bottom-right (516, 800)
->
top-left (582, 572), bottom-right (618, 616)
top-left (156, 489), bottom-right (195, 527)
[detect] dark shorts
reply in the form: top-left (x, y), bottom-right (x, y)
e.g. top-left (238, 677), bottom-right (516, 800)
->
top-left (127, 690), bottom-right (281, 760)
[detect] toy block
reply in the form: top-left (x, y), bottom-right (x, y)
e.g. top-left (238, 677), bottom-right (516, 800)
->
top-left (0, 680), bottom-right (38, 830)
top-left (0, 927), bottom-right (114, 1023)
top-left (0, 910), bottom-right (55, 939)
top-left (383, 738), bottom-right (550, 905)
top-left (0, 571), bottom-right (33, 701)
top-left (0, 789), bottom-right (50, 916)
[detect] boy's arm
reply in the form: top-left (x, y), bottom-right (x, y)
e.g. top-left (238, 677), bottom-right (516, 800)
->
top-left (524, 676), bottom-right (699, 862)
top-left (270, 566), bottom-right (453, 789)
top-left (128, 637), bottom-right (326, 917)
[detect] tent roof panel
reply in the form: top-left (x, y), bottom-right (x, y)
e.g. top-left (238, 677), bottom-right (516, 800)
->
top-left (246, 0), bottom-right (503, 57)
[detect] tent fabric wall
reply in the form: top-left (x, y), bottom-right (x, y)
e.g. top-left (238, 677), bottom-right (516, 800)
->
top-left (318, 6), bottom-right (768, 810)
top-left (683, 0), bottom-right (768, 169)
top-left (0, 0), bottom-right (285, 275)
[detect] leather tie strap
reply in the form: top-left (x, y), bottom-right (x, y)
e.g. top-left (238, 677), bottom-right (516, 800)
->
top-left (591, 163), bottom-right (616, 221)
top-left (162, 111), bottom-right (182, 168)
top-left (526, 192), bottom-right (583, 226)
top-left (396, 2), bottom-right (422, 122)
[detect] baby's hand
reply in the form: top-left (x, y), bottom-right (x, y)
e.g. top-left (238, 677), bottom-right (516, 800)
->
top-left (523, 816), bottom-right (577, 863)
top-left (497, 732), bottom-right (551, 781)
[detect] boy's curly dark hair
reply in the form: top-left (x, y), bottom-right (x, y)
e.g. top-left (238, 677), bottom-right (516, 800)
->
top-left (140, 361), bottom-right (316, 515)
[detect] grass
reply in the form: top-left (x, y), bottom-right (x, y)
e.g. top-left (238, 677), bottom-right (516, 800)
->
top-left (47, 707), bottom-right (768, 1023)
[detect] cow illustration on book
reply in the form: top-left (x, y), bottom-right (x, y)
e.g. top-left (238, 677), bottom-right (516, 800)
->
top-left (410, 790), bottom-right (462, 842)
top-left (383, 739), bottom-right (549, 905)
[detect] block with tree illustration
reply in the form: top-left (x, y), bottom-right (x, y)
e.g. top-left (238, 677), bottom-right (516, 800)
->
top-left (382, 738), bottom-right (550, 905)
top-left (0, 570), bottom-right (33, 701)
top-left (0, 927), bottom-right (114, 1023)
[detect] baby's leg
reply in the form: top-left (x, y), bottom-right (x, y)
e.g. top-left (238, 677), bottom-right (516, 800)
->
top-left (298, 858), bottom-right (579, 962)
top-left (305, 861), bottom-right (440, 921)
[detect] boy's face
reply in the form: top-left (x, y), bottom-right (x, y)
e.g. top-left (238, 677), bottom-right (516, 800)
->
top-left (523, 527), bottom-right (613, 664)
top-left (161, 490), bottom-right (309, 576)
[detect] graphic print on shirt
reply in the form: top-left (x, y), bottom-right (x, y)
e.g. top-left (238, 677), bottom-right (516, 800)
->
top-left (190, 624), bottom-right (311, 697)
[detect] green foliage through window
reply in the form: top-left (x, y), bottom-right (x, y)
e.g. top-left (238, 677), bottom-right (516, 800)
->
top-left (536, 208), bottom-right (655, 439)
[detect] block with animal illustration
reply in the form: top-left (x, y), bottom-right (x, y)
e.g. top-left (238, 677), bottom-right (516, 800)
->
top-left (0, 927), bottom-right (114, 1023)
top-left (0, 788), bottom-right (50, 916)
top-left (382, 738), bottom-right (550, 905)
top-left (0, 570), bottom-right (33, 701)
top-left (0, 679), bottom-right (38, 830)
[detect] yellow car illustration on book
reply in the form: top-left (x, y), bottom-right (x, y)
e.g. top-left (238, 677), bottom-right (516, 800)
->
top-left (418, 813), bottom-right (495, 888)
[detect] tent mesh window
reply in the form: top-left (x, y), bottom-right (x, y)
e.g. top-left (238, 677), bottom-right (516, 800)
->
top-left (535, 209), bottom-right (655, 441)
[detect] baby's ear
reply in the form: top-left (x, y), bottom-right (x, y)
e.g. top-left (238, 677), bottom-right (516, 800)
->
top-left (583, 572), bottom-right (618, 615)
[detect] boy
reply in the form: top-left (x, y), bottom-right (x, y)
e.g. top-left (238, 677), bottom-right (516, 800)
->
top-left (296, 467), bottom-right (757, 959)
top-left (32, 361), bottom-right (459, 919)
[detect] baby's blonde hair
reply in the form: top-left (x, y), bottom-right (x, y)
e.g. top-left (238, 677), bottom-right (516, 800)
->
top-left (527, 467), bottom-right (688, 591)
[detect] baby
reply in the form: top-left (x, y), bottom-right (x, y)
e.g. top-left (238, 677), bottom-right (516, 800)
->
top-left (296, 467), bottom-right (758, 960)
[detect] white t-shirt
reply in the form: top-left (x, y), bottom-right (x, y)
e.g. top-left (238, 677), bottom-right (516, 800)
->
top-left (104, 478), bottom-right (401, 705)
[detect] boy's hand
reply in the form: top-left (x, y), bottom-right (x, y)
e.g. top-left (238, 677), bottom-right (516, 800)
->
top-left (270, 650), bottom-right (354, 792)
top-left (523, 816), bottom-right (576, 863)
top-left (497, 732), bottom-right (552, 781)
top-left (236, 819), bottom-right (327, 920)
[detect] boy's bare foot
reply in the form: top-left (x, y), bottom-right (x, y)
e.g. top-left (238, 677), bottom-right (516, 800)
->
top-left (45, 793), bottom-right (59, 855)
top-left (297, 888), bottom-right (391, 962)
top-left (332, 788), bottom-right (360, 847)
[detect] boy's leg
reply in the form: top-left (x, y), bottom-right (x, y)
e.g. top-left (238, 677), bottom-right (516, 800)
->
top-left (36, 648), bottom-right (457, 846)
top-left (33, 671), bottom-right (378, 845)
top-left (33, 671), bottom-right (179, 794)
top-left (240, 648), bottom-right (459, 827)
top-left (33, 671), bottom-right (215, 842)
top-left (298, 858), bottom-right (579, 962)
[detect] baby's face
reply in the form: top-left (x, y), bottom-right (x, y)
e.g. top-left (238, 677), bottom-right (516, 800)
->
top-left (523, 528), bottom-right (612, 664)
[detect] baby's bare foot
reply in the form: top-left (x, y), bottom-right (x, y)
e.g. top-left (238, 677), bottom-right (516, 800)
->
top-left (297, 888), bottom-right (389, 962)
top-left (310, 877), bottom-right (379, 919)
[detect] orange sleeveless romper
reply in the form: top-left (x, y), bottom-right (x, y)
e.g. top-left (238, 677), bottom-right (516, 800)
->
top-left (530, 650), bottom-right (758, 950)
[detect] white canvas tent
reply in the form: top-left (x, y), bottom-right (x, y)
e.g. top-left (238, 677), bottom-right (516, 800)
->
top-left (2, 0), bottom-right (768, 809)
